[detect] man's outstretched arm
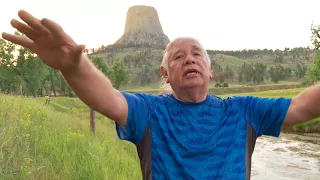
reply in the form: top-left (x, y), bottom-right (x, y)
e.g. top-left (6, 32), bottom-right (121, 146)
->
top-left (284, 83), bottom-right (320, 126)
top-left (61, 55), bottom-right (128, 126)
top-left (1, 10), bottom-right (128, 126)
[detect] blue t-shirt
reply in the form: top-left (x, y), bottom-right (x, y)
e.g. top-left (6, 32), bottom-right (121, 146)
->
top-left (116, 93), bottom-right (291, 179)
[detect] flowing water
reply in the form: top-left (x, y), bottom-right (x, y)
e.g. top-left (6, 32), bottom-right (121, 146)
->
top-left (251, 134), bottom-right (320, 180)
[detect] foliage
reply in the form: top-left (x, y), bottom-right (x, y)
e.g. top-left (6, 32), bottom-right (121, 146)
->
top-left (274, 52), bottom-right (284, 63)
top-left (91, 55), bottom-right (110, 76)
top-left (294, 63), bottom-right (308, 79)
top-left (311, 24), bottom-right (320, 50)
top-left (238, 62), bottom-right (266, 83)
top-left (0, 35), bottom-right (48, 96)
top-left (0, 37), bottom-right (133, 96)
top-left (307, 50), bottom-right (320, 82)
top-left (110, 59), bottom-right (130, 89)
top-left (269, 65), bottom-right (286, 83)
top-left (307, 24), bottom-right (320, 82)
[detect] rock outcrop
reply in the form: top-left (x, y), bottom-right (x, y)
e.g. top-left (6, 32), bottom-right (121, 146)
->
top-left (113, 5), bottom-right (170, 49)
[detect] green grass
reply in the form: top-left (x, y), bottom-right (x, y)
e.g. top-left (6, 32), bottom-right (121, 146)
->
top-left (219, 88), bottom-right (305, 98)
top-left (125, 83), bottom-right (305, 95)
top-left (0, 95), bottom-right (141, 180)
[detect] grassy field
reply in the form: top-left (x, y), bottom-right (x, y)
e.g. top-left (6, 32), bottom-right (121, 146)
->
top-left (1, 88), bottom-right (319, 179)
top-left (0, 95), bottom-right (141, 180)
top-left (124, 83), bottom-right (305, 96)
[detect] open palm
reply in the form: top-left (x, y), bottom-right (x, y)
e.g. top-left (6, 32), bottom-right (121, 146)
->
top-left (2, 10), bottom-right (85, 71)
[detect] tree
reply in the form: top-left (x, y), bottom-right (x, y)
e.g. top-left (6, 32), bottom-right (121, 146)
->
top-left (91, 56), bottom-right (110, 76)
top-left (224, 66), bottom-right (234, 79)
top-left (238, 63), bottom-right (253, 83)
top-left (43, 68), bottom-right (60, 96)
top-left (252, 63), bottom-right (266, 83)
top-left (284, 67), bottom-right (292, 78)
top-left (311, 24), bottom-right (320, 50)
top-left (238, 63), bottom-right (266, 83)
top-left (136, 65), bottom-right (153, 86)
top-left (306, 24), bottom-right (320, 83)
top-left (269, 65), bottom-right (285, 83)
top-left (211, 60), bottom-right (224, 82)
top-left (0, 38), bottom-right (18, 93)
top-left (110, 59), bottom-right (130, 89)
top-left (274, 52), bottom-right (284, 63)
top-left (15, 43), bottom-right (49, 96)
top-left (295, 63), bottom-right (307, 79)
top-left (307, 50), bottom-right (320, 82)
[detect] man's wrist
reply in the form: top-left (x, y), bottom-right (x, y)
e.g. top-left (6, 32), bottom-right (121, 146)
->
top-left (60, 53), bottom-right (88, 77)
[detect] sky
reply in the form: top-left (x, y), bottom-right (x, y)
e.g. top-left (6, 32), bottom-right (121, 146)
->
top-left (1, 0), bottom-right (319, 51)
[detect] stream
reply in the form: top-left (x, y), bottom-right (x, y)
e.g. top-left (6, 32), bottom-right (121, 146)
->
top-left (251, 134), bottom-right (320, 180)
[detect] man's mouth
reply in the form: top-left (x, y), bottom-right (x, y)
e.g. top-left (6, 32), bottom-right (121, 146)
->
top-left (184, 69), bottom-right (201, 76)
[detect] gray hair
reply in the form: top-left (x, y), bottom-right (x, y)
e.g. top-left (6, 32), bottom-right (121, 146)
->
top-left (160, 37), bottom-right (211, 90)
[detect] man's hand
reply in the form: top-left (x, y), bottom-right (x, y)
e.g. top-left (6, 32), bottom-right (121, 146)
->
top-left (2, 10), bottom-right (85, 72)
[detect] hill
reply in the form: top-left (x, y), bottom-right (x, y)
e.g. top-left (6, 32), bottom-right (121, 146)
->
top-left (89, 47), bottom-right (314, 89)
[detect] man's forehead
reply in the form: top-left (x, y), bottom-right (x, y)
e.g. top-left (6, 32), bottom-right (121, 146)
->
top-left (168, 40), bottom-right (202, 54)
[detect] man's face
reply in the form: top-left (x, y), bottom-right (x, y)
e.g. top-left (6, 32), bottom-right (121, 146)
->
top-left (161, 38), bottom-right (212, 90)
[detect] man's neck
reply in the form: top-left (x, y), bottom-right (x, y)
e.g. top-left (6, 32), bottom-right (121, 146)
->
top-left (172, 87), bottom-right (207, 103)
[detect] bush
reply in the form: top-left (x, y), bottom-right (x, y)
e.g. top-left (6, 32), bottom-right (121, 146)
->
top-left (222, 82), bottom-right (229, 87)
top-left (215, 83), bottom-right (221, 87)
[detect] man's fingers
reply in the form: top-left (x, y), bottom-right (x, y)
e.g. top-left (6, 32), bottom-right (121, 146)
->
top-left (18, 10), bottom-right (50, 36)
top-left (11, 19), bottom-right (39, 40)
top-left (41, 18), bottom-right (66, 39)
top-left (1, 32), bottom-right (34, 49)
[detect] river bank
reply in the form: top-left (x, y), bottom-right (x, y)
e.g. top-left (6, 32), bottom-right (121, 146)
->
top-left (284, 133), bottom-right (320, 145)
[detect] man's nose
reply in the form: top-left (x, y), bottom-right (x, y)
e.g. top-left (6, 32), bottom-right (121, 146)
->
top-left (184, 54), bottom-right (196, 65)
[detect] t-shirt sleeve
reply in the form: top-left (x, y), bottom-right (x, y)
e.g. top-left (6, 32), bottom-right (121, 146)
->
top-left (115, 92), bottom-right (153, 144)
top-left (236, 96), bottom-right (292, 137)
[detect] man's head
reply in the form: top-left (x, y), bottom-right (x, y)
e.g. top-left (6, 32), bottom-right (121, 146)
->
top-left (160, 37), bottom-right (212, 92)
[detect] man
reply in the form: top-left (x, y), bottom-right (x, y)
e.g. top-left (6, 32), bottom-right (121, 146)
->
top-left (2, 10), bottom-right (320, 180)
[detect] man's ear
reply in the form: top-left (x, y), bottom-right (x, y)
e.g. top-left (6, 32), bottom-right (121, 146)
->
top-left (160, 66), bottom-right (170, 83)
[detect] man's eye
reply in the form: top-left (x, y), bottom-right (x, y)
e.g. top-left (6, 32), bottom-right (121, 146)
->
top-left (194, 53), bottom-right (201, 56)
top-left (175, 55), bottom-right (182, 60)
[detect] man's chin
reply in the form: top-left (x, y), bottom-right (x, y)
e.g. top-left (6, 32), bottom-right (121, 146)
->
top-left (180, 81), bottom-right (206, 89)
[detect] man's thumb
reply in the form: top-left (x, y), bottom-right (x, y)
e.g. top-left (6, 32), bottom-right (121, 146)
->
top-left (76, 44), bottom-right (86, 54)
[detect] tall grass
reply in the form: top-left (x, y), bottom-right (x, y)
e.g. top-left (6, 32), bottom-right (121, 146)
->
top-left (0, 95), bottom-right (141, 179)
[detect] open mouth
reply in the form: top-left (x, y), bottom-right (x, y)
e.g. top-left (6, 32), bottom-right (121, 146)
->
top-left (184, 69), bottom-right (201, 76)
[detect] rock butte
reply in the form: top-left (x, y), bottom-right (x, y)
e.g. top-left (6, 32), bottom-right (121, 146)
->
top-left (114, 5), bottom-right (170, 49)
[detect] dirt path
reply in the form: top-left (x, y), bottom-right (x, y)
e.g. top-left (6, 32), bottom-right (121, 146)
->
top-left (251, 134), bottom-right (320, 180)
